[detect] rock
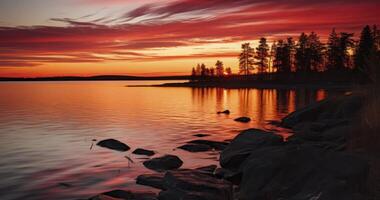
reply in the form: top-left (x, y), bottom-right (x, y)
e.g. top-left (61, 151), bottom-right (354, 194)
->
top-left (97, 139), bottom-right (130, 152)
top-left (143, 155), bottom-right (183, 171)
top-left (281, 94), bottom-right (364, 128)
top-left (234, 117), bottom-right (251, 123)
top-left (132, 148), bottom-right (155, 156)
top-left (89, 189), bottom-right (157, 200)
top-left (187, 139), bottom-right (229, 151)
top-left (195, 165), bottom-right (217, 174)
top-left (136, 173), bottom-right (166, 190)
top-left (217, 110), bottom-right (230, 114)
top-left (178, 143), bottom-right (212, 152)
top-left (158, 169), bottom-right (233, 200)
top-left (220, 129), bottom-right (283, 170)
top-left (238, 144), bottom-right (369, 200)
top-left (192, 134), bottom-right (210, 137)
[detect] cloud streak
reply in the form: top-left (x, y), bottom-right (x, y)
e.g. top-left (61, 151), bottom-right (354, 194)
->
top-left (0, 0), bottom-right (379, 69)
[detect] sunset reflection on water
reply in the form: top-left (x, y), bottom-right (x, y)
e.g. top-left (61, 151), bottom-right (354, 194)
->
top-left (0, 81), bottom-right (339, 200)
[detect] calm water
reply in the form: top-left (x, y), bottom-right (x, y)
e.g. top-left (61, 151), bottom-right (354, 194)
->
top-left (0, 81), bottom-right (342, 200)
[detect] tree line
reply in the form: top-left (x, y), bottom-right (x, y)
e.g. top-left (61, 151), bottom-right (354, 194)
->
top-left (191, 25), bottom-right (380, 82)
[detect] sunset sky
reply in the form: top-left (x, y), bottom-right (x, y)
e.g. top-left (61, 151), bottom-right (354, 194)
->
top-left (0, 0), bottom-right (379, 77)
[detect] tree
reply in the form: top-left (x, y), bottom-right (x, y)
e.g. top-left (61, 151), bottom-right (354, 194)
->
top-left (225, 67), bottom-right (232, 75)
top-left (274, 38), bottom-right (295, 73)
top-left (338, 32), bottom-right (355, 70)
top-left (326, 28), bottom-right (340, 71)
top-left (191, 67), bottom-right (196, 76)
top-left (209, 67), bottom-right (215, 76)
top-left (269, 42), bottom-right (277, 72)
top-left (200, 63), bottom-right (207, 77)
top-left (215, 60), bottom-right (224, 76)
top-left (239, 43), bottom-right (255, 75)
top-left (196, 64), bottom-right (201, 76)
top-left (255, 37), bottom-right (270, 73)
top-left (295, 32), bottom-right (324, 72)
top-left (355, 25), bottom-right (375, 73)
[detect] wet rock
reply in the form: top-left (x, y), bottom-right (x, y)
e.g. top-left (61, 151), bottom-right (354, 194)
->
top-left (158, 169), bottom-right (233, 200)
top-left (89, 189), bottom-right (157, 200)
top-left (132, 148), bottom-right (155, 156)
top-left (217, 110), bottom-right (230, 114)
top-left (143, 155), bottom-right (183, 171)
top-left (238, 144), bottom-right (369, 200)
top-left (187, 139), bottom-right (228, 151)
top-left (178, 143), bottom-right (212, 152)
top-left (136, 173), bottom-right (166, 190)
top-left (220, 129), bottom-right (283, 170)
top-left (234, 117), bottom-right (251, 123)
top-left (195, 165), bottom-right (217, 174)
top-left (97, 139), bottom-right (130, 152)
top-left (192, 134), bottom-right (210, 137)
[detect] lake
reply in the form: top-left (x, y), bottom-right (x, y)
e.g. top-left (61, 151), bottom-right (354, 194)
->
top-left (0, 81), bottom-right (344, 200)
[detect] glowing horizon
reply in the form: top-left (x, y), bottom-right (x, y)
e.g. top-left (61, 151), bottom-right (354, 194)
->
top-left (0, 0), bottom-right (379, 77)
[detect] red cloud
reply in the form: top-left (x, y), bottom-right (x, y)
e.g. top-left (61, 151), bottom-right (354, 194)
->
top-left (0, 0), bottom-right (379, 68)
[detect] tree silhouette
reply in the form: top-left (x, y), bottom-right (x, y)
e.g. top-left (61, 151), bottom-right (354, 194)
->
top-left (196, 64), bottom-right (201, 76)
top-left (191, 67), bottom-right (196, 76)
top-left (255, 37), bottom-right (270, 73)
top-left (338, 32), bottom-right (355, 70)
top-left (200, 63), bottom-right (207, 77)
top-left (215, 60), bottom-right (224, 76)
top-left (296, 32), bottom-right (324, 72)
top-left (326, 29), bottom-right (340, 71)
top-left (295, 33), bottom-right (309, 72)
top-left (225, 67), bottom-right (232, 75)
top-left (355, 25), bottom-right (375, 74)
top-left (274, 38), bottom-right (295, 73)
top-left (239, 43), bottom-right (255, 75)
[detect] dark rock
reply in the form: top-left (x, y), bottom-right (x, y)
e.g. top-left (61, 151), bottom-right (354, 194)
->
top-left (96, 139), bottom-right (130, 152)
top-left (89, 189), bottom-right (157, 200)
top-left (178, 143), bottom-right (212, 152)
top-left (132, 148), bottom-right (155, 156)
top-left (143, 155), bottom-right (183, 171)
top-left (136, 173), bottom-right (166, 190)
top-left (238, 144), bottom-right (369, 200)
top-left (187, 139), bottom-right (228, 151)
top-left (158, 169), bottom-right (233, 200)
top-left (220, 129), bottom-right (283, 170)
top-left (195, 165), bottom-right (217, 174)
top-left (217, 110), bottom-right (230, 114)
top-left (192, 134), bottom-right (210, 137)
top-left (214, 168), bottom-right (242, 184)
top-left (234, 117), bottom-right (251, 123)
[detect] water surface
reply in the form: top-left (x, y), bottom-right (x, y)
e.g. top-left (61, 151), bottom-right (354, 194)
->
top-left (0, 81), bottom-right (342, 200)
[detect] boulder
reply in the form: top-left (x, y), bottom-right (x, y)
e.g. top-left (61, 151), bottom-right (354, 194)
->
top-left (217, 110), bottom-right (230, 114)
top-left (234, 117), bottom-right (251, 123)
top-left (186, 139), bottom-right (228, 151)
top-left (220, 129), bottom-right (283, 170)
top-left (158, 169), bottom-right (233, 200)
top-left (178, 143), bottom-right (212, 152)
top-left (132, 148), bottom-right (155, 156)
top-left (143, 155), bottom-right (183, 171)
top-left (97, 139), bottom-right (130, 152)
top-left (136, 173), bottom-right (166, 190)
top-left (238, 144), bottom-right (369, 200)
top-left (89, 189), bottom-right (157, 200)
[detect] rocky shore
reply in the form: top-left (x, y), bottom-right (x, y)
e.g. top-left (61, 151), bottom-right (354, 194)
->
top-left (87, 92), bottom-right (370, 200)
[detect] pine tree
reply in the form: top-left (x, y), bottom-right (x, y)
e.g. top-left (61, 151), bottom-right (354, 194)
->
top-left (215, 60), bottom-right (224, 76)
top-left (225, 67), bottom-right (232, 75)
top-left (191, 67), bottom-right (196, 76)
top-left (355, 25), bottom-right (375, 73)
top-left (239, 43), bottom-right (255, 75)
top-left (338, 32), bottom-right (355, 70)
top-left (295, 33), bottom-right (309, 72)
top-left (326, 28), bottom-right (340, 71)
top-left (255, 37), bottom-right (270, 73)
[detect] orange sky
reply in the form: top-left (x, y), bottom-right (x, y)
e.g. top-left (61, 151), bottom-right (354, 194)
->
top-left (0, 0), bottom-right (379, 77)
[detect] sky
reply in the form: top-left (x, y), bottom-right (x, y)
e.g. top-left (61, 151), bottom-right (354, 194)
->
top-left (0, 0), bottom-right (379, 77)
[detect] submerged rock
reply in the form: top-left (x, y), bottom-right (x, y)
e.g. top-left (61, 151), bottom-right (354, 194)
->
top-left (220, 128), bottom-right (283, 170)
top-left (187, 139), bottom-right (229, 151)
top-left (143, 155), bottom-right (183, 171)
top-left (97, 139), bottom-right (130, 152)
top-left (234, 117), bottom-right (251, 123)
top-left (89, 189), bottom-right (157, 200)
top-left (178, 143), bottom-right (212, 152)
top-left (192, 134), bottom-right (210, 137)
top-left (217, 110), bottom-right (230, 114)
top-left (158, 169), bottom-right (233, 200)
top-left (132, 148), bottom-right (155, 156)
top-left (136, 173), bottom-right (166, 190)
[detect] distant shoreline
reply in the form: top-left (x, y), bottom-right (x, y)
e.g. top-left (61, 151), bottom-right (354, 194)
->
top-left (0, 75), bottom-right (190, 82)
